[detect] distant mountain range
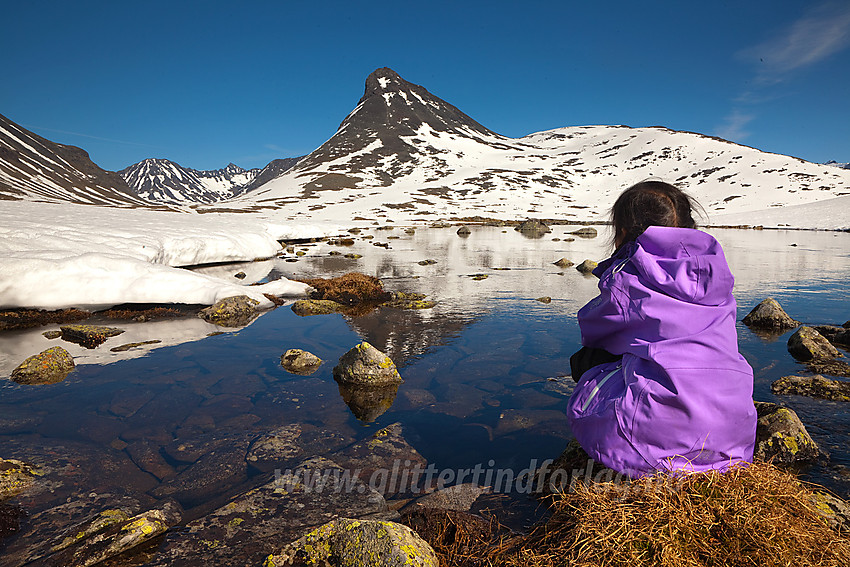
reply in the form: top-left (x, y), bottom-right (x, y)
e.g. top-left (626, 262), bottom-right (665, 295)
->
top-left (118, 157), bottom-right (301, 204)
top-left (1, 68), bottom-right (849, 223)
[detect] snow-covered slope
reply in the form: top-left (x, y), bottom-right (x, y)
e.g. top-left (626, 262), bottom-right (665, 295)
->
top-left (0, 113), bottom-right (155, 207)
top-left (231, 68), bottom-right (850, 227)
top-left (119, 157), bottom-right (301, 204)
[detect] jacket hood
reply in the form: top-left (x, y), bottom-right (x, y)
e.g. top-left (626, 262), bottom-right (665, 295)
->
top-left (601, 226), bottom-right (734, 306)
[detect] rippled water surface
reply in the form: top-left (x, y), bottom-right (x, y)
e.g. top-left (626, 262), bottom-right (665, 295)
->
top-left (2, 225), bottom-right (849, 522)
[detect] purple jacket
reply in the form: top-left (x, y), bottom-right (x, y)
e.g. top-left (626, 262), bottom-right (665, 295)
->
top-left (568, 226), bottom-right (756, 477)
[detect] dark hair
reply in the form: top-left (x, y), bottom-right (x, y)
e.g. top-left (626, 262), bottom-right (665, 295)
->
top-left (610, 181), bottom-right (700, 249)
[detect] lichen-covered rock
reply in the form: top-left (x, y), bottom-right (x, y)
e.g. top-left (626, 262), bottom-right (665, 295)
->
top-left (291, 299), bottom-right (346, 316)
top-left (814, 325), bottom-right (850, 348)
top-left (0, 458), bottom-right (39, 500)
top-left (333, 342), bottom-right (402, 386)
top-left (576, 259), bottom-right (598, 274)
top-left (60, 324), bottom-right (125, 349)
top-left (10, 346), bottom-right (75, 385)
top-left (265, 518), bottom-right (439, 567)
top-left (553, 258), bottom-right (574, 268)
top-left (281, 349), bottom-right (323, 375)
top-left (48, 501), bottom-right (181, 566)
top-left (811, 491), bottom-right (850, 532)
top-left (246, 425), bottom-right (351, 474)
top-left (771, 375), bottom-right (850, 401)
top-left (381, 292), bottom-right (436, 310)
top-left (199, 295), bottom-right (260, 327)
top-left (337, 382), bottom-right (400, 422)
top-left (754, 401), bottom-right (820, 464)
top-left (515, 219), bottom-right (550, 237)
top-left (787, 326), bottom-right (841, 361)
top-left (456, 226), bottom-right (471, 236)
top-left (806, 358), bottom-right (850, 378)
top-left (742, 298), bottom-right (801, 330)
top-left (42, 330), bottom-right (62, 339)
top-left (570, 227), bottom-right (598, 238)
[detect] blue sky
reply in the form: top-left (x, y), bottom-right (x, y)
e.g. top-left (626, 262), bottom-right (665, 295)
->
top-left (3, 1), bottom-right (849, 171)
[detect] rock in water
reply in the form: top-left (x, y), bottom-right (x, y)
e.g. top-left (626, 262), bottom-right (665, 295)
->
top-left (456, 225), bottom-right (471, 236)
top-left (570, 227), bottom-right (598, 238)
top-left (515, 219), bottom-right (550, 237)
top-left (281, 349), bottom-right (323, 374)
top-left (198, 295), bottom-right (259, 327)
top-left (742, 298), bottom-right (801, 330)
top-left (337, 382), bottom-right (400, 422)
top-left (771, 375), bottom-right (850, 401)
top-left (576, 259), bottom-right (598, 274)
top-left (536, 296), bottom-right (552, 304)
top-left (333, 342), bottom-right (402, 386)
top-left (291, 299), bottom-right (346, 316)
top-left (753, 401), bottom-right (820, 464)
top-left (11, 347), bottom-right (75, 385)
top-left (553, 258), bottom-right (574, 268)
top-left (266, 518), bottom-right (439, 567)
top-left (787, 326), bottom-right (841, 361)
top-left (0, 458), bottom-right (39, 499)
top-left (60, 325), bottom-right (124, 348)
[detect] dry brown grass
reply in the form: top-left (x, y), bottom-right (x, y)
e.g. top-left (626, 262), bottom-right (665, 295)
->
top-left (411, 462), bottom-right (850, 567)
top-left (298, 272), bottom-right (391, 305)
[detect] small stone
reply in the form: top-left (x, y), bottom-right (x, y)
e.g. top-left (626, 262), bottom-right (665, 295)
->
top-left (553, 258), bottom-right (574, 268)
top-left (470, 274), bottom-right (488, 281)
top-left (333, 342), bottom-right (402, 386)
top-left (281, 349), bottom-right (323, 374)
top-left (570, 227), bottom-right (598, 238)
top-left (418, 259), bottom-right (437, 266)
top-left (42, 330), bottom-right (62, 339)
top-left (110, 340), bottom-right (162, 352)
top-left (60, 324), bottom-right (125, 348)
top-left (344, 253), bottom-right (362, 259)
top-left (291, 299), bottom-right (346, 316)
top-left (536, 297), bottom-right (552, 304)
top-left (198, 296), bottom-right (259, 327)
top-left (576, 259), bottom-right (598, 274)
top-left (456, 225), bottom-right (471, 236)
top-left (234, 271), bottom-right (247, 279)
top-left (515, 219), bottom-right (550, 236)
top-left (742, 298), bottom-right (801, 330)
top-left (771, 375), bottom-right (850, 401)
top-left (787, 326), bottom-right (841, 361)
top-left (11, 346), bottom-right (75, 385)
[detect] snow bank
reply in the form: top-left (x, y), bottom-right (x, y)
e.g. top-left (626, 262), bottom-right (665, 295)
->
top-left (0, 201), bottom-right (340, 310)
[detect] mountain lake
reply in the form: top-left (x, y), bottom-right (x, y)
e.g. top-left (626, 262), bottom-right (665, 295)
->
top-left (1, 224), bottom-right (849, 560)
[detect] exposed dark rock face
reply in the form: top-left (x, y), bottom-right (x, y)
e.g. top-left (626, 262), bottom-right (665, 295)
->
top-left (0, 113), bottom-right (154, 207)
top-left (771, 375), bottom-right (850, 401)
top-left (743, 298), bottom-right (801, 330)
top-left (10, 346), bottom-right (75, 384)
top-left (787, 326), bottom-right (841, 361)
top-left (753, 401), bottom-right (820, 464)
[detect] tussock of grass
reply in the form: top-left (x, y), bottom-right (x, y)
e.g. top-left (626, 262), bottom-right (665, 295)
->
top-left (299, 272), bottom-right (390, 305)
top-left (412, 462), bottom-right (850, 567)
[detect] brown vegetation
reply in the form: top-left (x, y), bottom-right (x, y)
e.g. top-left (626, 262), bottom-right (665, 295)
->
top-left (406, 462), bottom-right (850, 567)
top-left (298, 272), bottom-right (391, 305)
top-left (0, 308), bottom-right (89, 331)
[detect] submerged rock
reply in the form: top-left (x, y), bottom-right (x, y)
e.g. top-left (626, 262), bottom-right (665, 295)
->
top-left (333, 342), bottom-right (402, 386)
top-left (806, 358), bottom-right (850, 378)
top-left (515, 219), bottom-right (550, 237)
top-left (246, 424), bottom-right (351, 474)
top-left (771, 375), bottom-right (850, 401)
top-left (280, 349), bottom-right (323, 375)
top-left (199, 295), bottom-right (260, 327)
top-left (60, 324), bottom-right (124, 349)
top-left (570, 227), bottom-right (598, 238)
top-left (576, 259), bottom-right (598, 274)
top-left (405, 483), bottom-right (491, 513)
top-left (754, 401), bottom-right (820, 464)
top-left (553, 258), bottom-right (574, 268)
top-left (0, 458), bottom-right (39, 500)
top-left (291, 299), bottom-right (346, 316)
top-left (742, 298), bottom-right (801, 330)
top-left (787, 326), bottom-right (841, 361)
top-left (266, 518), bottom-right (438, 567)
top-left (10, 347), bottom-right (75, 385)
top-left (382, 292), bottom-right (436, 310)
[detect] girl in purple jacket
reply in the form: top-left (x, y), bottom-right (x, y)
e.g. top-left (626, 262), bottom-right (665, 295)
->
top-left (567, 181), bottom-right (757, 478)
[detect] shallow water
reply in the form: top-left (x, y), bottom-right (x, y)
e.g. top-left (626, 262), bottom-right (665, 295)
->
top-left (1, 225), bottom-right (849, 524)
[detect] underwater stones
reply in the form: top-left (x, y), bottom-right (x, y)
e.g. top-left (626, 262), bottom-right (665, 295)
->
top-left (570, 227), bottom-right (598, 238)
top-left (771, 375), bottom-right (850, 402)
top-left (246, 424), bottom-right (304, 472)
top-left (456, 225), bottom-right (471, 236)
top-left (10, 346), bottom-right (75, 385)
top-left (60, 324), bottom-right (125, 349)
top-left (0, 458), bottom-right (38, 500)
top-left (333, 342), bottom-right (402, 386)
top-left (199, 295), bottom-right (260, 327)
top-left (266, 518), bottom-right (439, 567)
top-left (280, 349), bottom-right (323, 375)
top-left (753, 401), bottom-right (820, 465)
top-left (553, 258), bottom-right (574, 268)
top-left (515, 218), bottom-right (551, 237)
top-left (125, 440), bottom-right (176, 482)
top-left (291, 299), bottom-right (346, 316)
top-left (806, 358), bottom-right (850, 378)
top-left (405, 483), bottom-right (491, 513)
top-left (787, 326), bottom-right (841, 361)
top-left (742, 298), bottom-right (801, 331)
top-left (576, 259), bottom-right (598, 274)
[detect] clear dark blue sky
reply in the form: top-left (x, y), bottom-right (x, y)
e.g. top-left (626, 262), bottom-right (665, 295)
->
top-left (3, 0), bottom-right (849, 171)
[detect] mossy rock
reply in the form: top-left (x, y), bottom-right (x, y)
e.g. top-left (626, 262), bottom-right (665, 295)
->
top-left (576, 259), bottom-right (598, 274)
top-left (0, 458), bottom-right (39, 500)
top-left (771, 375), bottom-right (850, 401)
top-left (11, 346), bottom-right (75, 385)
top-left (199, 296), bottom-right (260, 327)
top-left (742, 298), bottom-right (801, 330)
top-left (291, 299), bottom-right (346, 317)
top-left (788, 326), bottom-right (841, 361)
top-left (281, 349), bottom-right (323, 375)
top-left (265, 518), bottom-right (438, 567)
top-left (754, 401), bottom-right (820, 464)
top-left (333, 342), bottom-right (402, 386)
top-left (382, 293), bottom-right (435, 310)
top-left (60, 324), bottom-right (125, 349)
